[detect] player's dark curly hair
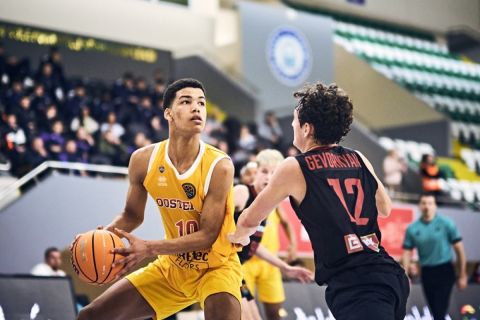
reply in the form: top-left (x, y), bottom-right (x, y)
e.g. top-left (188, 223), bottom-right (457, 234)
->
top-left (294, 82), bottom-right (353, 145)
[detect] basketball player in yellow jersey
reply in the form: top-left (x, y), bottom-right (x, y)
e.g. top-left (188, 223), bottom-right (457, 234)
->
top-left (76, 79), bottom-right (242, 320)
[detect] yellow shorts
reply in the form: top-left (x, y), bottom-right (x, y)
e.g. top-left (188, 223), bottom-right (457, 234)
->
top-left (127, 253), bottom-right (242, 319)
top-left (242, 258), bottom-right (285, 304)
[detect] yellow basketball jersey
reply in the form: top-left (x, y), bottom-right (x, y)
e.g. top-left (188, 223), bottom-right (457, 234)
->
top-left (260, 209), bottom-right (280, 254)
top-left (143, 139), bottom-right (236, 270)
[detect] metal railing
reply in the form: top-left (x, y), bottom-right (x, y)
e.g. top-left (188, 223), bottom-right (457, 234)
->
top-left (0, 161), bottom-right (128, 202)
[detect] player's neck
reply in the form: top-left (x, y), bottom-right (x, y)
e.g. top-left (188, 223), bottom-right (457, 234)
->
top-left (168, 135), bottom-right (201, 174)
top-left (302, 141), bottom-right (336, 153)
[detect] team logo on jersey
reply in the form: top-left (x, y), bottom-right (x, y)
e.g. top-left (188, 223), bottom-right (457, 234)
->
top-left (360, 233), bottom-right (380, 252)
top-left (344, 234), bottom-right (363, 254)
top-left (159, 166), bottom-right (165, 173)
top-left (182, 183), bottom-right (196, 199)
top-left (157, 176), bottom-right (167, 187)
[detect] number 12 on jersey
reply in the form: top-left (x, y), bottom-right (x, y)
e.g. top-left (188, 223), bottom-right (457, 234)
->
top-left (328, 178), bottom-right (369, 225)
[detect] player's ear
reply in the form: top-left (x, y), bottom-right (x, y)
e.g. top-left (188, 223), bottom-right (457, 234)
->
top-left (303, 122), bottom-right (314, 138)
top-left (164, 108), bottom-right (172, 121)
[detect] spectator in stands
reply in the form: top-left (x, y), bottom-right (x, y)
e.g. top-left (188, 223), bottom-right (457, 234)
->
top-left (15, 96), bottom-right (36, 135)
top-left (402, 193), bottom-right (467, 320)
top-left (286, 146), bottom-right (299, 157)
top-left (42, 120), bottom-right (65, 159)
top-left (31, 247), bottom-right (66, 277)
top-left (30, 83), bottom-right (52, 115)
top-left (59, 139), bottom-right (84, 163)
top-left (258, 111), bottom-right (283, 150)
top-left (65, 83), bottom-right (88, 122)
top-left (38, 103), bottom-right (60, 133)
top-left (75, 127), bottom-right (95, 162)
top-left (26, 137), bottom-right (49, 168)
top-left (238, 124), bottom-right (257, 152)
top-left (71, 106), bottom-right (99, 135)
top-left (4, 79), bottom-right (24, 112)
top-left (149, 115), bottom-right (168, 142)
top-left (2, 113), bottom-right (27, 153)
top-left (469, 262), bottom-right (480, 284)
top-left (129, 132), bottom-right (151, 154)
top-left (383, 149), bottom-right (407, 195)
top-left (35, 62), bottom-right (61, 98)
top-left (420, 154), bottom-right (443, 196)
top-left (97, 130), bottom-right (128, 166)
top-left (101, 111), bottom-right (125, 140)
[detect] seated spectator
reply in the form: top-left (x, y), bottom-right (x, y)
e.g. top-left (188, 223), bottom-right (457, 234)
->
top-left (149, 115), bottom-right (168, 142)
top-left (41, 120), bottom-right (65, 159)
top-left (15, 96), bottom-right (36, 135)
top-left (238, 124), bottom-right (257, 152)
top-left (59, 139), bottom-right (84, 163)
top-left (129, 132), bottom-right (152, 154)
top-left (383, 149), bottom-right (407, 195)
top-left (30, 83), bottom-right (52, 115)
top-left (26, 137), bottom-right (49, 168)
top-left (287, 146), bottom-right (299, 157)
top-left (65, 83), bottom-right (88, 122)
top-left (71, 106), bottom-right (99, 135)
top-left (419, 154), bottom-right (443, 196)
top-left (258, 111), bottom-right (283, 150)
top-left (101, 111), bottom-right (125, 140)
top-left (75, 127), bottom-right (95, 162)
top-left (31, 247), bottom-right (66, 277)
top-left (2, 113), bottom-right (27, 152)
top-left (97, 130), bottom-right (129, 166)
top-left (38, 103), bottom-right (60, 133)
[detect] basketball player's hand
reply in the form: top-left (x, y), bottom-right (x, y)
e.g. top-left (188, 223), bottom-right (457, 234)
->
top-left (457, 274), bottom-right (468, 290)
top-left (111, 228), bottom-right (150, 280)
top-left (227, 227), bottom-right (256, 247)
top-left (281, 265), bottom-right (314, 284)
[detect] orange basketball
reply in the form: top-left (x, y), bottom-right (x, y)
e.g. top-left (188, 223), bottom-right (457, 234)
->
top-left (71, 229), bottom-right (125, 285)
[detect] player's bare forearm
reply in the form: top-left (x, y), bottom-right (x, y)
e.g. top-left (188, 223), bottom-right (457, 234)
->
top-left (255, 244), bottom-right (288, 270)
top-left (106, 212), bottom-right (143, 233)
top-left (146, 229), bottom-right (219, 256)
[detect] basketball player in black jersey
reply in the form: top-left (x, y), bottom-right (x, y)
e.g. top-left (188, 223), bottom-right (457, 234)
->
top-left (234, 149), bottom-right (313, 320)
top-left (229, 83), bottom-right (409, 320)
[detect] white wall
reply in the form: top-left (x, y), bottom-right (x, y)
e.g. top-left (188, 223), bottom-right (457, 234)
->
top-left (291, 0), bottom-right (480, 33)
top-left (0, 0), bottom-right (215, 52)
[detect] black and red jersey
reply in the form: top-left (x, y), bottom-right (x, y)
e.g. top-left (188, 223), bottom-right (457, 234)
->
top-left (234, 184), bottom-right (267, 264)
top-left (290, 146), bottom-right (400, 285)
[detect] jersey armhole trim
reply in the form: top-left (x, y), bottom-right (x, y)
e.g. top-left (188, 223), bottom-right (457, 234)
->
top-left (147, 143), bottom-right (161, 172)
top-left (204, 156), bottom-right (230, 196)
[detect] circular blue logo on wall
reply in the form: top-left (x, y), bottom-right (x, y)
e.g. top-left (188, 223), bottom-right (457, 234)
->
top-left (267, 26), bottom-right (312, 87)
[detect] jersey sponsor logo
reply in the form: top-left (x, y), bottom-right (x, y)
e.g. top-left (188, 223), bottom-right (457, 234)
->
top-left (360, 233), bottom-right (380, 252)
top-left (344, 234), bottom-right (363, 254)
top-left (156, 198), bottom-right (194, 211)
top-left (157, 176), bottom-right (168, 187)
top-left (182, 183), bottom-right (196, 199)
top-left (305, 152), bottom-right (361, 170)
top-left (170, 251), bottom-right (209, 270)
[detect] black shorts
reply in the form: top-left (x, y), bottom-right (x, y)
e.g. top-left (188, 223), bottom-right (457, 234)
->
top-left (241, 279), bottom-right (254, 301)
top-left (325, 265), bottom-right (410, 320)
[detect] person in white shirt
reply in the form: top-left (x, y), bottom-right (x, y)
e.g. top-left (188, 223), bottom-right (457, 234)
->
top-left (31, 247), bottom-right (66, 277)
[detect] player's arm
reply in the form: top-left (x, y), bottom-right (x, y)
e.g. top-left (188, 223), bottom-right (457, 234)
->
top-left (356, 151), bottom-right (392, 217)
top-left (105, 148), bottom-right (149, 233)
top-left (229, 157), bottom-right (303, 246)
top-left (234, 184), bottom-right (250, 212)
top-left (453, 241), bottom-right (468, 290)
top-left (255, 244), bottom-right (313, 283)
top-left (276, 205), bottom-right (298, 261)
